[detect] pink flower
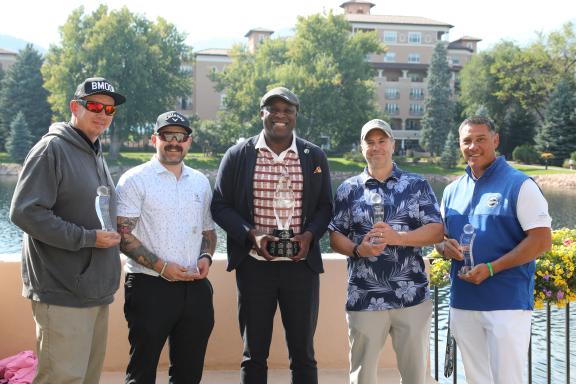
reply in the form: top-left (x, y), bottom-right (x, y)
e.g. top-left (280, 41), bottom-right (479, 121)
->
top-left (544, 274), bottom-right (550, 281)
top-left (557, 291), bottom-right (565, 300)
top-left (563, 239), bottom-right (573, 246)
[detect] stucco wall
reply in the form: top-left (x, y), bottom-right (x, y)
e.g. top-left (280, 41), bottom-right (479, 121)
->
top-left (0, 254), bottom-right (399, 372)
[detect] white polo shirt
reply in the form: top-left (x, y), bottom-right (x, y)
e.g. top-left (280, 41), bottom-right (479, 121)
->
top-left (116, 156), bottom-right (214, 276)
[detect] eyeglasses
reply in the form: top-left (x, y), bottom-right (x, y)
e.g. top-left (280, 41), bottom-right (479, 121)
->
top-left (76, 99), bottom-right (116, 116)
top-left (155, 132), bottom-right (190, 143)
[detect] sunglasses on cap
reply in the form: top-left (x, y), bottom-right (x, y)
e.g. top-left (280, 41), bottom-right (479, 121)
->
top-left (154, 132), bottom-right (190, 143)
top-left (76, 99), bottom-right (116, 116)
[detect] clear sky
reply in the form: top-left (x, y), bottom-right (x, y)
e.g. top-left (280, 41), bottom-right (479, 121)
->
top-left (1, 0), bottom-right (574, 52)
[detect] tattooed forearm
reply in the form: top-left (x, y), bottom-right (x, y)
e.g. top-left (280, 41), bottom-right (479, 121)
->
top-left (117, 216), bottom-right (160, 270)
top-left (201, 230), bottom-right (217, 255)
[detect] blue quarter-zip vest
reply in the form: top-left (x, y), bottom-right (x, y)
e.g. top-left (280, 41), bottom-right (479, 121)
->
top-left (442, 156), bottom-right (534, 310)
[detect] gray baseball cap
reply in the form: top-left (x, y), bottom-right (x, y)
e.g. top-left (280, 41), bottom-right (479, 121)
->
top-left (360, 119), bottom-right (394, 141)
top-left (260, 87), bottom-right (300, 110)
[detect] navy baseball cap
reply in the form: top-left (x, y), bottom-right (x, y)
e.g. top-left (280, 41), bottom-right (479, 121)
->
top-left (154, 111), bottom-right (192, 134)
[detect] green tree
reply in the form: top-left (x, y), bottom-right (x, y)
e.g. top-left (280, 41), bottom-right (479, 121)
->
top-left (499, 102), bottom-right (537, 157)
top-left (535, 77), bottom-right (576, 165)
top-left (439, 129), bottom-right (460, 169)
top-left (419, 42), bottom-right (454, 156)
top-left (0, 44), bottom-right (51, 151)
top-left (213, 12), bottom-right (384, 150)
top-left (6, 112), bottom-right (34, 163)
top-left (42, 6), bottom-right (192, 159)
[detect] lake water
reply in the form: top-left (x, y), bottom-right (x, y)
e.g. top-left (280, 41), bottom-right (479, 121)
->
top-left (1, 174), bottom-right (575, 383)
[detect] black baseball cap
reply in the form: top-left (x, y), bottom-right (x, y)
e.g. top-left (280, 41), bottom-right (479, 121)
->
top-left (74, 77), bottom-right (126, 105)
top-left (260, 87), bottom-right (300, 110)
top-left (154, 111), bottom-right (192, 134)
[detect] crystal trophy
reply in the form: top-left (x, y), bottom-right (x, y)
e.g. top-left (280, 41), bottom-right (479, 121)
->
top-left (95, 186), bottom-right (114, 231)
top-left (459, 223), bottom-right (476, 274)
top-left (188, 257), bottom-right (199, 274)
top-left (370, 191), bottom-right (384, 244)
top-left (267, 174), bottom-right (299, 257)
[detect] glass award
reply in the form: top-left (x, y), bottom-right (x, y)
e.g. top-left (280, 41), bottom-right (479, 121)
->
top-left (370, 191), bottom-right (384, 244)
top-left (267, 174), bottom-right (299, 257)
top-left (459, 223), bottom-right (476, 274)
top-left (371, 191), bottom-right (384, 223)
top-left (95, 186), bottom-right (114, 231)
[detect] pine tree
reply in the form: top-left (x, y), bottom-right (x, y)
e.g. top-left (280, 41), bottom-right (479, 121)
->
top-left (500, 102), bottom-right (537, 157)
top-left (6, 112), bottom-right (34, 164)
top-left (0, 44), bottom-right (51, 151)
top-left (440, 129), bottom-right (460, 169)
top-left (535, 77), bottom-right (576, 166)
top-left (419, 42), bottom-right (454, 156)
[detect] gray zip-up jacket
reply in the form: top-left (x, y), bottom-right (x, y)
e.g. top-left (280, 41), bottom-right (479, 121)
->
top-left (10, 122), bottom-right (121, 307)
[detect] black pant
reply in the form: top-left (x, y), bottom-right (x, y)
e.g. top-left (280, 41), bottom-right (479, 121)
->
top-left (236, 257), bottom-right (319, 384)
top-left (124, 273), bottom-right (214, 384)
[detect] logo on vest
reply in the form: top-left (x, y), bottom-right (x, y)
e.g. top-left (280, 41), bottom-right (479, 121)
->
top-left (89, 81), bottom-right (115, 93)
top-left (487, 196), bottom-right (499, 208)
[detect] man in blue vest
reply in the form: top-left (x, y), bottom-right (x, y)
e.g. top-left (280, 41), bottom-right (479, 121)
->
top-left (436, 116), bottom-right (552, 384)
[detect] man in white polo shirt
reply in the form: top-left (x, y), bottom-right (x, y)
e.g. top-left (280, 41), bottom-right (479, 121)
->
top-left (116, 111), bottom-right (216, 384)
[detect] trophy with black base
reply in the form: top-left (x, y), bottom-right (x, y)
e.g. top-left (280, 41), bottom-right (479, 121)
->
top-left (95, 186), bottom-right (114, 231)
top-left (267, 174), bottom-right (299, 258)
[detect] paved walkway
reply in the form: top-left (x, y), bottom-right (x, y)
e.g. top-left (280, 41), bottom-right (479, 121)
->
top-left (101, 368), bottom-right (403, 383)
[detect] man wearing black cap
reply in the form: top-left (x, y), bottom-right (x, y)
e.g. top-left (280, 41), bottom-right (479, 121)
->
top-left (10, 77), bottom-right (125, 384)
top-left (211, 87), bottom-right (333, 383)
top-left (116, 111), bottom-right (216, 383)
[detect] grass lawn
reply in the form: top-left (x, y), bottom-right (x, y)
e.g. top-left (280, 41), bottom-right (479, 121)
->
top-left (1, 151), bottom-right (573, 176)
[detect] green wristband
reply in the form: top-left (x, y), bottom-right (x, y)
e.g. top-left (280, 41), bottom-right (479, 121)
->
top-left (487, 262), bottom-right (494, 277)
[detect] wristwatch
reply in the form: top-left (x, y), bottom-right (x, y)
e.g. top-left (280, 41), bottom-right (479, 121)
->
top-left (352, 245), bottom-right (361, 259)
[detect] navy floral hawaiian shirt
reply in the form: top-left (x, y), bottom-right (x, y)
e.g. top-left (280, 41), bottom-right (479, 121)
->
top-left (329, 165), bottom-right (442, 311)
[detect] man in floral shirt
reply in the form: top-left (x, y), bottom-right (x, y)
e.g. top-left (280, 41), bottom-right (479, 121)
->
top-left (329, 119), bottom-right (443, 384)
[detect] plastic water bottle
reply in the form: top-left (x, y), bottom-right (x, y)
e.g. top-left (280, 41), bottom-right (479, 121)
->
top-left (459, 224), bottom-right (475, 274)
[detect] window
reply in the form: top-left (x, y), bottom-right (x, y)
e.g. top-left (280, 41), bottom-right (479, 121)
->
top-left (408, 53), bottom-right (420, 63)
top-left (409, 88), bottom-right (424, 100)
top-left (377, 69), bottom-right (384, 78)
top-left (383, 31), bottom-right (397, 43)
top-left (450, 57), bottom-right (460, 65)
top-left (409, 73), bottom-right (424, 82)
top-left (385, 103), bottom-right (399, 115)
top-left (385, 88), bottom-right (399, 99)
top-left (406, 119), bottom-right (422, 130)
top-left (180, 96), bottom-right (192, 110)
top-left (354, 27), bottom-right (375, 33)
top-left (408, 32), bottom-right (422, 44)
top-left (409, 104), bottom-right (424, 116)
top-left (384, 52), bottom-right (396, 62)
top-left (219, 93), bottom-right (227, 109)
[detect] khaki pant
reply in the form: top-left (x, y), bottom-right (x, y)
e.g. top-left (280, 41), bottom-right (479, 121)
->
top-left (31, 301), bottom-right (109, 384)
top-left (347, 300), bottom-right (432, 384)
